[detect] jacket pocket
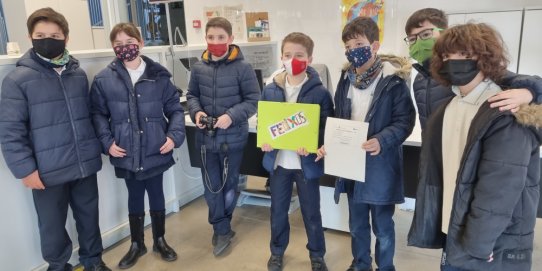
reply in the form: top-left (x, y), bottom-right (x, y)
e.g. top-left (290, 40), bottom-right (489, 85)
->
top-left (144, 117), bottom-right (167, 156)
top-left (113, 122), bottom-right (133, 157)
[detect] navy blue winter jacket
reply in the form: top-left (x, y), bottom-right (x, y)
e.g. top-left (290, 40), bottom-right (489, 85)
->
top-left (261, 66), bottom-right (334, 180)
top-left (186, 45), bottom-right (260, 152)
top-left (90, 56), bottom-right (185, 173)
top-left (334, 55), bottom-right (416, 204)
top-left (0, 49), bottom-right (102, 186)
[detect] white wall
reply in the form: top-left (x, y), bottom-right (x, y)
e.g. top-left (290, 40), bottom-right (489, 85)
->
top-left (2, 0), bottom-right (95, 52)
top-left (183, 0), bottom-right (542, 91)
top-left (3, 0), bottom-right (31, 51)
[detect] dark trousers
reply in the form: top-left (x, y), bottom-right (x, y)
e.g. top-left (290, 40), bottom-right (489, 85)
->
top-left (124, 173), bottom-right (165, 215)
top-left (31, 174), bottom-right (103, 271)
top-left (346, 182), bottom-right (396, 271)
top-left (200, 149), bottom-right (244, 235)
top-left (269, 166), bottom-right (326, 258)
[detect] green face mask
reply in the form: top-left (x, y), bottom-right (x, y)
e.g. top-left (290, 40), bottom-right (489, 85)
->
top-left (409, 38), bottom-right (436, 63)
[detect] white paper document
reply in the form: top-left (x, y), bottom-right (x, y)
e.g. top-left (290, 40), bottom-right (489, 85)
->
top-left (324, 117), bottom-right (368, 182)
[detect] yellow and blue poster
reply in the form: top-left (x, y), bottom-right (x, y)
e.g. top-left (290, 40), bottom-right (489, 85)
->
top-left (341, 0), bottom-right (385, 41)
top-left (257, 101), bottom-right (320, 153)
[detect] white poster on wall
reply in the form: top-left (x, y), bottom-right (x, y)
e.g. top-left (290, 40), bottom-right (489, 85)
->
top-left (204, 5), bottom-right (245, 41)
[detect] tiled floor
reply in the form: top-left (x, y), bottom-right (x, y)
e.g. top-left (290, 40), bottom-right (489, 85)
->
top-left (101, 179), bottom-right (542, 271)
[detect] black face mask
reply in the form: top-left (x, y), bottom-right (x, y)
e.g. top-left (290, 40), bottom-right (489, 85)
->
top-left (438, 59), bottom-right (479, 86)
top-left (32, 38), bottom-right (66, 59)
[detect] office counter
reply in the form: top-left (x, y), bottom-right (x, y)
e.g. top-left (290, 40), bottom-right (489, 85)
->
top-left (0, 43), bottom-right (276, 271)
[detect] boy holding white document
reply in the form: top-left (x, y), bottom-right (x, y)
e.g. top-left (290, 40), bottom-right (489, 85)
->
top-left (316, 17), bottom-right (415, 271)
top-left (260, 32), bottom-right (333, 271)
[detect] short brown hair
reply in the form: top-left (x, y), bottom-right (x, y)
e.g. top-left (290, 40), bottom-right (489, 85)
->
top-left (431, 23), bottom-right (509, 85)
top-left (405, 8), bottom-right (447, 35)
top-left (342, 17), bottom-right (379, 43)
top-left (109, 23), bottom-right (143, 43)
top-left (281, 32), bottom-right (314, 57)
top-left (206, 17), bottom-right (232, 36)
top-left (27, 7), bottom-right (69, 37)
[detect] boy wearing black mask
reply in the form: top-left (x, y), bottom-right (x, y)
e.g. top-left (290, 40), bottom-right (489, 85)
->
top-left (0, 8), bottom-right (110, 271)
top-left (317, 17), bottom-right (415, 271)
top-left (408, 23), bottom-right (541, 271)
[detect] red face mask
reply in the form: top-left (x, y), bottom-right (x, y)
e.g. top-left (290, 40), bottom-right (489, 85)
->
top-left (282, 58), bottom-right (307, 76)
top-left (207, 43), bottom-right (228, 57)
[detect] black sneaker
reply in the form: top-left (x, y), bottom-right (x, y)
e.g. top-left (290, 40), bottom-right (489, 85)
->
top-left (213, 230), bottom-right (236, 256)
top-left (310, 257), bottom-right (328, 271)
top-left (346, 264), bottom-right (373, 271)
top-left (86, 261), bottom-right (112, 271)
top-left (267, 254), bottom-right (283, 271)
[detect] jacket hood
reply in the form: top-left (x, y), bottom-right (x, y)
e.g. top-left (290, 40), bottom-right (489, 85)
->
top-left (108, 55), bottom-right (171, 79)
top-left (514, 104), bottom-right (542, 129)
top-left (201, 44), bottom-right (244, 64)
top-left (17, 49), bottom-right (80, 73)
top-left (271, 66), bottom-right (323, 92)
top-left (342, 54), bottom-right (412, 81)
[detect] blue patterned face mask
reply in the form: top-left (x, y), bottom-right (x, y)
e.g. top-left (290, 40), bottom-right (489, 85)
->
top-left (345, 46), bottom-right (373, 68)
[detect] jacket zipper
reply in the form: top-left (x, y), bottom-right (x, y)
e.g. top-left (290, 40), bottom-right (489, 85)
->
top-left (131, 77), bottom-right (155, 171)
top-left (212, 65), bottom-right (218, 151)
top-left (58, 73), bottom-right (85, 176)
top-left (425, 77), bottom-right (431, 119)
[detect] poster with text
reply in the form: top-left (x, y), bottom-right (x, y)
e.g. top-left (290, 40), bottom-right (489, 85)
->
top-left (257, 101), bottom-right (320, 153)
top-left (341, 0), bottom-right (385, 41)
top-left (204, 5), bottom-right (245, 40)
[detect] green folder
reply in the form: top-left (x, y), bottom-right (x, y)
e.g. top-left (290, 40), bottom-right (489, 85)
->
top-left (257, 101), bottom-right (320, 153)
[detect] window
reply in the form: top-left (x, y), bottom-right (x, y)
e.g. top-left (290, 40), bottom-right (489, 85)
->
top-left (88, 0), bottom-right (104, 27)
top-left (128, 0), bottom-right (186, 46)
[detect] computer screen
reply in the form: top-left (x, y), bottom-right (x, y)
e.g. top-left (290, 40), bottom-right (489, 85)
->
top-left (254, 69), bottom-right (263, 92)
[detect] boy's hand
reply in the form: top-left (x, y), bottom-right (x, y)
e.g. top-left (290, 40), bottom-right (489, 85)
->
top-left (362, 138), bottom-right (381, 155)
top-left (214, 114), bottom-right (232, 129)
top-left (160, 137), bottom-right (175, 154)
top-left (315, 145), bottom-right (326, 162)
top-left (195, 111), bottom-right (207, 129)
top-left (488, 252), bottom-right (494, 263)
top-left (297, 147), bottom-right (309, 157)
top-left (261, 143), bottom-right (273, 152)
top-left (22, 170), bottom-right (45, 190)
top-left (488, 88), bottom-right (533, 113)
top-left (109, 141), bottom-right (127, 157)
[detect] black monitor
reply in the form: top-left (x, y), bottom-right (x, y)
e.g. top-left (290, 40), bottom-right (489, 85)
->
top-left (179, 57), bottom-right (199, 71)
top-left (254, 69), bottom-right (263, 92)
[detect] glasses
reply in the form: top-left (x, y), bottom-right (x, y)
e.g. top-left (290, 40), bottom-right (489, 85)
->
top-left (404, 28), bottom-right (443, 46)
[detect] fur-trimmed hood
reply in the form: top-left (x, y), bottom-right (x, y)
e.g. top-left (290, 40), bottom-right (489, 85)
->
top-left (342, 54), bottom-right (412, 81)
top-left (514, 104), bottom-right (542, 129)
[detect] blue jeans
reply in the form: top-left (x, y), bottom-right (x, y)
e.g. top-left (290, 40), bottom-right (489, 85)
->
top-left (269, 166), bottom-right (326, 258)
top-left (346, 182), bottom-right (396, 271)
top-left (200, 149), bottom-right (244, 235)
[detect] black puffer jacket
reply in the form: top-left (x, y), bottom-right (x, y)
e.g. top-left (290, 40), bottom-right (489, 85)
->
top-left (408, 98), bottom-right (542, 271)
top-left (90, 56), bottom-right (185, 173)
top-left (0, 49), bottom-right (102, 186)
top-left (186, 45), bottom-right (260, 152)
top-left (413, 60), bottom-right (542, 130)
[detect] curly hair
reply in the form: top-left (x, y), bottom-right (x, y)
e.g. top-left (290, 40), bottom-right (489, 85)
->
top-left (431, 23), bottom-right (509, 86)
